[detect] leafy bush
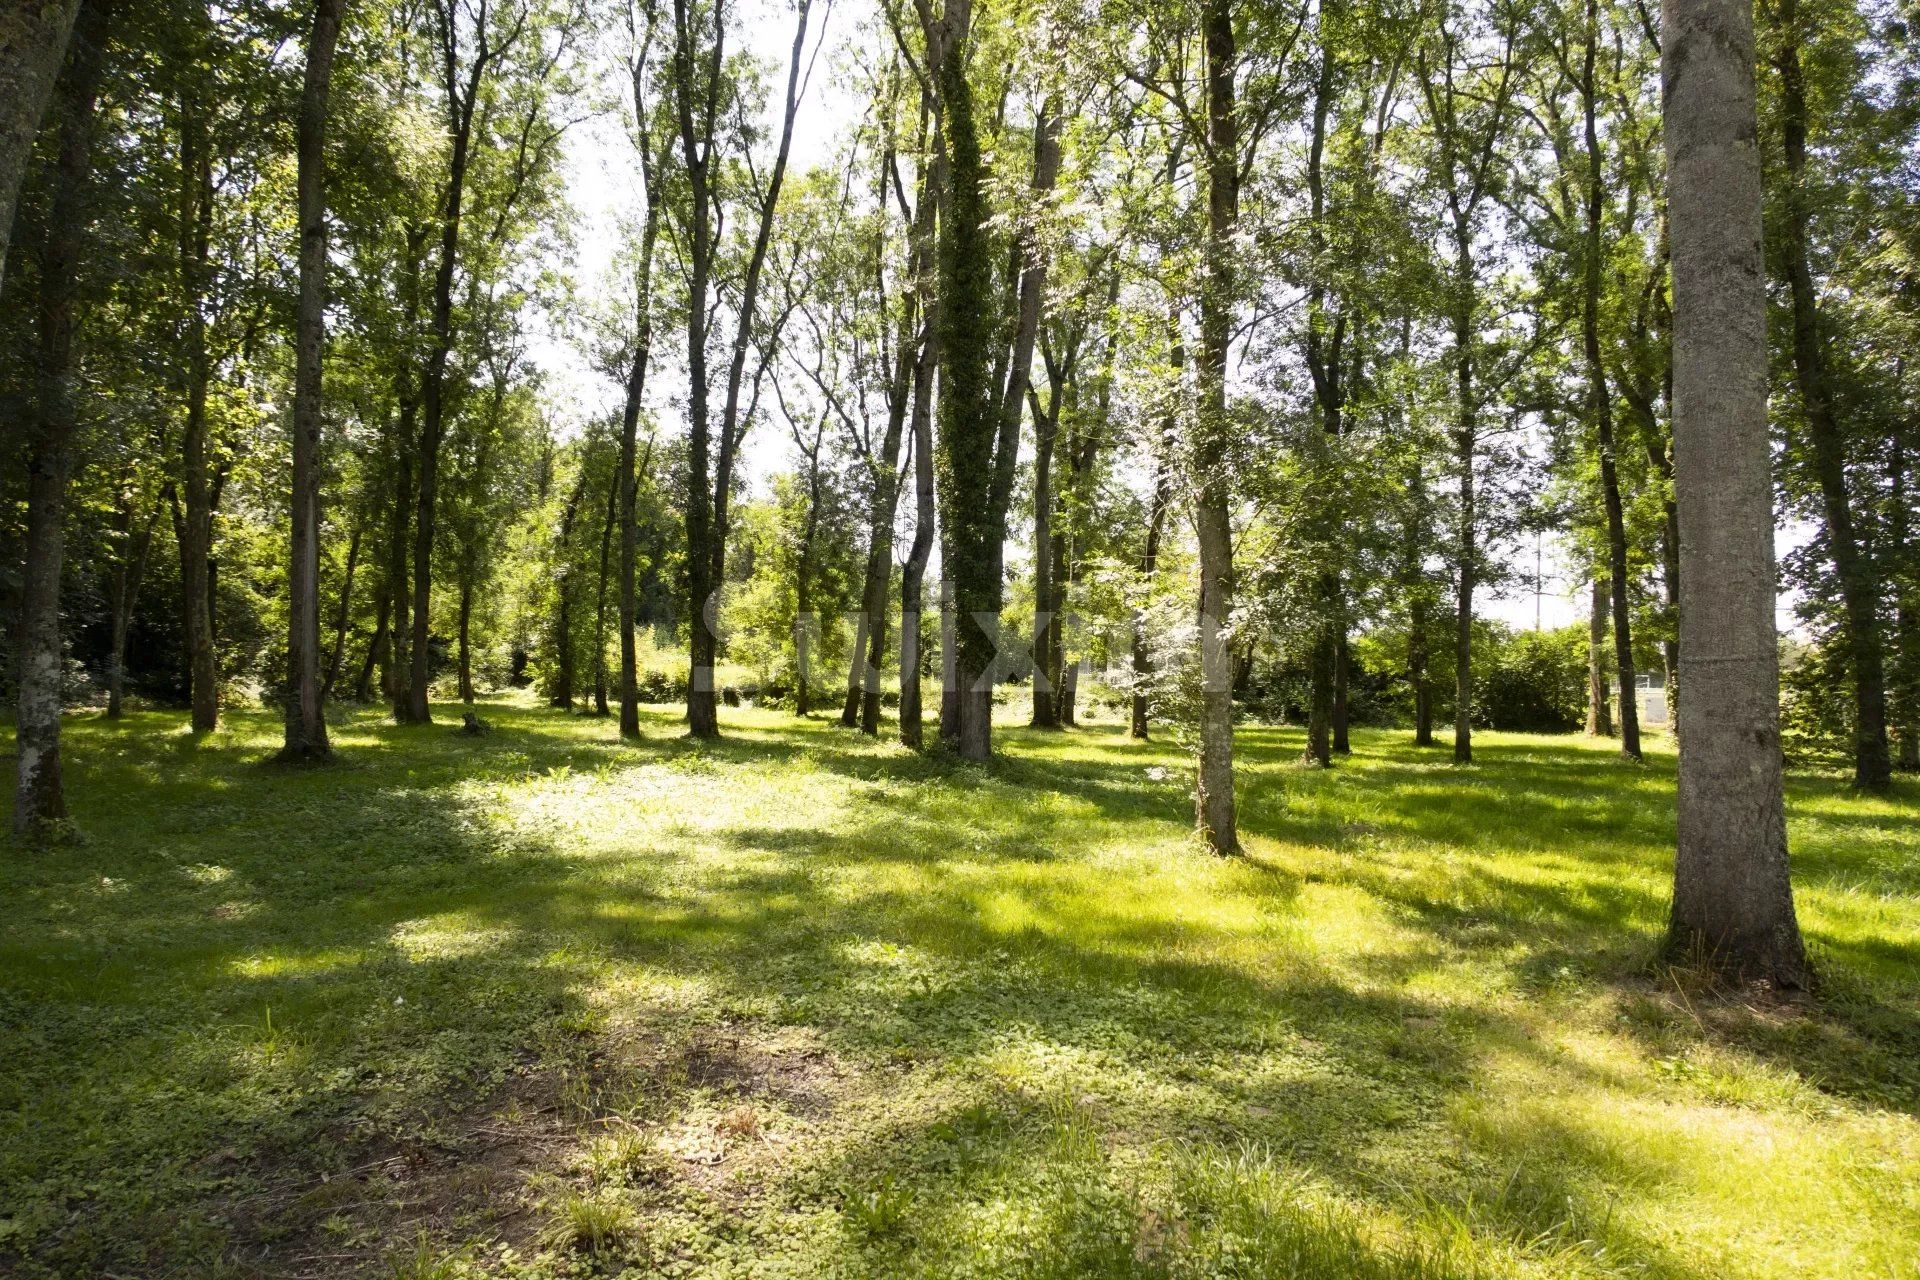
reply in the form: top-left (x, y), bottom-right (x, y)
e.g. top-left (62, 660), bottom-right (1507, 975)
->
top-left (1477, 625), bottom-right (1588, 732)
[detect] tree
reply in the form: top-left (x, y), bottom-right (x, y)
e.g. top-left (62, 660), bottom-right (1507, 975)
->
top-left (12, 0), bottom-right (111, 837)
top-left (402, 0), bottom-right (575, 724)
top-left (1768, 0), bottom-right (1890, 791)
top-left (1572, 0), bottom-right (1640, 761)
top-left (282, 0), bottom-right (350, 762)
top-left (1419, 0), bottom-right (1523, 766)
top-left (0, 0), bottom-right (82, 292)
top-left (1662, 0), bottom-right (1809, 987)
top-left (617, 0), bottom-right (663, 741)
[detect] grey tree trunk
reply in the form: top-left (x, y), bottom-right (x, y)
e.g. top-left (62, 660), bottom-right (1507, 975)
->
top-left (1030, 394), bottom-right (1060, 728)
top-left (1891, 424), bottom-right (1919, 771)
top-left (1579, 0), bottom-right (1641, 761)
top-left (282, 0), bottom-right (347, 762)
top-left (1773, 0), bottom-right (1889, 791)
top-left (383, 226), bottom-right (423, 717)
top-left (1662, 0), bottom-right (1810, 987)
top-left (1131, 348), bottom-right (1176, 741)
top-left (321, 504), bottom-right (363, 703)
top-left (0, 0), bottom-right (81, 295)
top-left (1451, 302), bottom-right (1476, 767)
top-left (1588, 575), bottom-right (1615, 736)
top-left (457, 574), bottom-right (476, 704)
top-left (13, 0), bottom-right (108, 837)
top-left (178, 101), bottom-right (219, 734)
top-left (618, 11), bottom-right (662, 741)
top-left (898, 283), bottom-right (939, 749)
top-left (1332, 633), bottom-right (1350, 753)
top-left (1193, 0), bottom-right (1240, 854)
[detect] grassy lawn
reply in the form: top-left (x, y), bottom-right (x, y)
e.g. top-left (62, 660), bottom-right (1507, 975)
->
top-left (3, 695), bottom-right (1917, 1278)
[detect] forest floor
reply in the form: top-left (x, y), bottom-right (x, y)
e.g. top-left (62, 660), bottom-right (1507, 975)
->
top-left (2, 693), bottom-right (1918, 1279)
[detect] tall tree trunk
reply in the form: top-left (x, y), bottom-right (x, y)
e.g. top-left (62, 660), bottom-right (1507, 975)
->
top-left (321, 507), bottom-right (363, 703)
top-left (619, 41), bottom-right (661, 741)
top-left (1580, 0), bottom-right (1641, 761)
top-left (457, 572), bottom-right (475, 703)
top-left (673, 0), bottom-right (720, 739)
top-left (794, 462), bottom-right (821, 717)
top-left (946, 95), bottom-right (1058, 759)
top-left (408, 14), bottom-right (499, 726)
top-left (178, 98), bottom-right (219, 734)
top-left (552, 471), bottom-right (586, 712)
top-left (0, 0), bottom-right (81, 294)
top-left (1303, 25), bottom-right (1349, 768)
top-left (1332, 633), bottom-right (1351, 753)
top-left (384, 228), bottom-right (424, 717)
top-left (853, 161), bottom-right (929, 736)
top-left (13, 0), bottom-right (108, 837)
top-left (593, 459), bottom-right (616, 715)
top-left (282, 0), bottom-right (347, 761)
top-left (926, 0), bottom-right (996, 760)
top-left (355, 591), bottom-right (388, 703)
top-left (1306, 638), bottom-right (1333, 765)
top-left (899, 267), bottom-right (939, 749)
top-left (1891, 419), bottom-right (1919, 770)
top-left (1131, 425), bottom-right (1172, 740)
top-left (1030, 394), bottom-right (1060, 728)
top-left (107, 493), bottom-right (159, 719)
top-left (1410, 591), bottom-right (1434, 745)
top-left (675, 0), bottom-right (813, 740)
top-left (1193, 0), bottom-right (1240, 852)
top-left (1588, 574), bottom-right (1615, 735)
top-left (1662, 0), bottom-right (1809, 986)
top-left (1450, 269), bottom-right (1476, 766)
top-left (1773, 0), bottom-right (1889, 790)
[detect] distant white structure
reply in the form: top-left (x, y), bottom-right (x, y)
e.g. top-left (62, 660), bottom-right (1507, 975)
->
top-left (1637, 670), bottom-right (1668, 726)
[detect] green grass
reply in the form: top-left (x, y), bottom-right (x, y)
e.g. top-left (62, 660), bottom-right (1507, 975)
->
top-left (2, 694), bottom-right (1917, 1278)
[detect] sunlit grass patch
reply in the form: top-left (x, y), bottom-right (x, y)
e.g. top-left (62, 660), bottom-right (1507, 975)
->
top-left (1, 694), bottom-right (1916, 1277)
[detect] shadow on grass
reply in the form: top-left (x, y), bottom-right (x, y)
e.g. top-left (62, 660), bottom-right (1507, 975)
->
top-left (1, 699), bottom-right (1914, 1276)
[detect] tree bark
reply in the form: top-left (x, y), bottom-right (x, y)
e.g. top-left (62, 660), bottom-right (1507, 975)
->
top-left (282, 0), bottom-right (348, 761)
top-left (1332, 633), bottom-right (1351, 753)
top-left (1772, 0), bottom-right (1890, 791)
top-left (354, 590), bottom-right (388, 703)
top-left (1579, 0), bottom-right (1641, 761)
top-left (1662, 0), bottom-right (1809, 987)
top-left (13, 0), bottom-right (108, 837)
top-left (386, 225), bottom-right (424, 718)
top-left (1891, 418), bottom-right (1919, 770)
top-left (409, 5), bottom-right (521, 725)
top-left (925, 0), bottom-right (997, 760)
top-left (898, 250), bottom-right (939, 749)
top-left (593, 457), bottom-right (616, 715)
top-left (551, 470), bottom-right (587, 711)
top-left (1587, 574), bottom-right (1614, 735)
top-left (1030, 387), bottom-right (1060, 728)
top-left (321, 506), bottom-right (363, 703)
top-left (1450, 280), bottom-right (1476, 766)
top-left (619, 31), bottom-right (662, 741)
top-left (1131, 415), bottom-right (1172, 740)
top-left (178, 97), bottom-right (219, 734)
top-left (1193, 0), bottom-right (1240, 852)
top-left (0, 0), bottom-right (81, 294)
top-left (675, 0), bottom-right (814, 739)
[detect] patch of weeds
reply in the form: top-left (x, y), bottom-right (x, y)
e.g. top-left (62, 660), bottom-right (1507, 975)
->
top-left (845, 1173), bottom-right (917, 1244)
top-left (715, 1103), bottom-right (763, 1139)
top-left (384, 1231), bottom-right (480, 1280)
top-left (536, 1183), bottom-right (641, 1258)
top-left (580, 1126), bottom-right (668, 1187)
